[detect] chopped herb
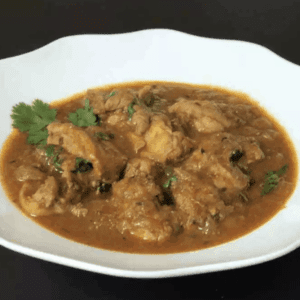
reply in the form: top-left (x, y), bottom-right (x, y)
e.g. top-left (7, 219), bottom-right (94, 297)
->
top-left (261, 164), bottom-right (288, 196)
top-left (141, 94), bottom-right (163, 113)
top-left (11, 99), bottom-right (57, 146)
top-left (45, 145), bottom-right (55, 157)
top-left (128, 101), bottom-right (136, 121)
top-left (45, 145), bottom-right (63, 173)
top-left (276, 164), bottom-right (288, 176)
top-left (68, 99), bottom-right (97, 127)
top-left (75, 158), bottom-right (90, 168)
top-left (106, 91), bottom-right (116, 99)
top-left (127, 94), bottom-right (163, 121)
top-left (163, 175), bottom-right (178, 188)
top-left (163, 166), bottom-right (178, 188)
top-left (72, 158), bottom-right (93, 174)
top-left (212, 213), bottom-right (220, 222)
top-left (94, 132), bottom-right (114, 141)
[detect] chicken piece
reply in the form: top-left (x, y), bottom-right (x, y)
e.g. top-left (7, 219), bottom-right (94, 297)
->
top-left (141, 115), bottom-right (193, 163)
top-left (60, 155), bottom-right (76, 186)
top-left (217, 103), bottom-right (257, 126)
top-left (127, 132), bottom-right (146, 153)
top-left (172, 168), bottom-right (233, 231)
top-left (240, 141), bottom-right (265, 164)
top-left (15, 165), bottom-right (46, 182)
top-left (47, 122), bottom-right (103, 177)
top-left (86, 89), bottom-right (106, 114)
top-left (137, 84), bottom-right (169, 102)
top-left (183, 138), bottom-right (249, 192)
top-left (105, 110), bottom-right (134, 134)
top-left (125, 158), bottom-right (155, 179)
top-left (131, 105), bottom-right (150, 135)
top-left (222, 133), bottom-right (265, 165)
top-left (99, 141), bottom-right (128, 183)
top-left (69, 203), bottom-right (88, 217)
top-left (138, 84), bottom-right (171, 99)
top-left (221, 134), bottom-right (265, 165)
top-left (31, 176), bottom-right (58, 207)
top-left (138, 85), bottom-right (152, 99)
top-left (251, 117), bottom-right (273, 129)
top-left (47, 122), bottom-right (128, 181)
top-left (168, 99), bottom-right (232, 133)
top-left (56, 154), bottom-right (82, 204)
top-left (106, 111), bottom-right (128, 127)
top-left (183, 132), bottom-right (265, 191)
top-left (105, 89), bottom-right (136, 112)
top-left (183, 149), bottom-right (211, 173)
top-left (111, 177), bottom-right (173, 242)
top-left (209, 162), bottom-right (249, 190)
top-left (19, 176), bottom-right (64, 216)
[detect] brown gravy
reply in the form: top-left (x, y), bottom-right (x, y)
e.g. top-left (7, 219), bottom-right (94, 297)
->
top-left (0, 81), bottom-right (298, 254)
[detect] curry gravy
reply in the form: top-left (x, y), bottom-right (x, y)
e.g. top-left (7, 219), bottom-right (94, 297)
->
top-left (0, 81), bottom-right (298, 254)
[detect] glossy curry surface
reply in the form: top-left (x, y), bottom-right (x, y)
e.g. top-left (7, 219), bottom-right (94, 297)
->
top-left (0, 82), bottom-right (297, 254)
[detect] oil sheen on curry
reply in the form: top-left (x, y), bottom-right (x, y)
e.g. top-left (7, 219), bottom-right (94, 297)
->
top-left (0, 82), bottom-right (298, 254)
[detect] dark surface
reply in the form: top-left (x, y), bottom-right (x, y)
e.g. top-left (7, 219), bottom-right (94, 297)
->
top-left (1, 0), bottom-right (300, 299)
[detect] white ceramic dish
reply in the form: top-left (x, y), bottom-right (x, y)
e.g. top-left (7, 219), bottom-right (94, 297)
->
top-left (0, 29), bottom-right (299, 278)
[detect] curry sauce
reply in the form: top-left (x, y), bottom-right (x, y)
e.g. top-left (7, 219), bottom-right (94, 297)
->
top-left (0, 81), bottom-right (298, 254)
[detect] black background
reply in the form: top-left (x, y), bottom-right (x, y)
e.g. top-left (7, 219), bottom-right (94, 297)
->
top-left (1, 0), bottom-right (300, 299)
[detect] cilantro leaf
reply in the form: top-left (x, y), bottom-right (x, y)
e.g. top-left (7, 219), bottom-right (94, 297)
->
top-left (162, 166), bottom-right (178, 188)
top-left (261, 164), bottom-right (288, 196)
top-left (106, 91), bottom-right (116, 99)
top-left (44, 145), bottom-right (63, 173)
top-left (163, 175), bottom-right (178, 188)
top-left (276, 164), bottom-right (288, 176)
top-left (72, 157), bottom-right (93, 174)
top-left (94, 132), bottom-right (114, 141)
top-left (68, 99), bottom-right (97, 127)
top-left (75, 157), bottom-right (90, 168)
top-left (127, 94), bottom-right (163, 121)
top-left (27, 128), bottom-right (49, 145)
top-left (45, 145), bottom-right (55, 157)
top-left (128, 100), bottom-right (136, 121)
top-left (11, 99), bottom-right (57, 145)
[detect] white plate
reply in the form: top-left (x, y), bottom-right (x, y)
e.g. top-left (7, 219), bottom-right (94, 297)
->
top-left (0, 29), bottom-right (299, 278)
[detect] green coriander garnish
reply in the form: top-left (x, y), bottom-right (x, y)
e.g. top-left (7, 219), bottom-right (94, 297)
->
top-left (45, 145), bottom-right (63, 173)
top-left (72, 157), bottom-right (93, 174)
top-left (261, 164), bottom-right (288, 196)
top-left (128, 101), bottom-right (136, 121)
top-left (68, 99), bottom-right (97, 127)
top-left (163, 175), bottom-right (178, 188)
top-left (106, 91), bottom-right (116, 99)
top-left (94, 132), bottom-right (114, 141)
top-left (127, 94), bottom-right (163, 121)
top-left (163, 166), bottom-right (178, 188)
top-left (11, 99), bottom-right (57, 146)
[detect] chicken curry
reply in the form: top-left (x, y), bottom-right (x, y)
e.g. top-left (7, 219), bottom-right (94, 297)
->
top-left (0, 82), bottom-right (298, 254)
